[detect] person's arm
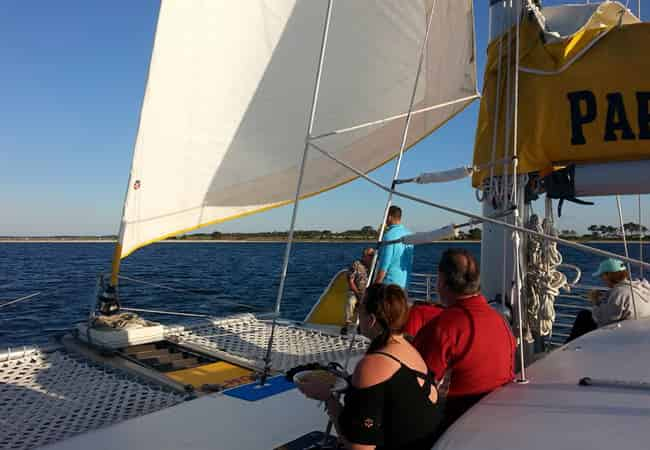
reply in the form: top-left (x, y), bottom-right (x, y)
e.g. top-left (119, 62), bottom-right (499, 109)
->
top-left (328, 356), bottom-right (396, 450)
top-left (374, 245), bottom-right (393, 284)
top-left (348, 273), bottom-right (359, 295)
top-left (325, 397), bottom-right (371, 450)
top-left (374, 270), bottom-right (386, 284)
top-left (592, 287), bottom-right (629, 325)
top-left (413, 318), bottom-right (453, 381)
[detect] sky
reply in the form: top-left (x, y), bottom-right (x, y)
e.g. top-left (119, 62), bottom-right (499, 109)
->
top-left (1, 1), bottom-right (649, 236)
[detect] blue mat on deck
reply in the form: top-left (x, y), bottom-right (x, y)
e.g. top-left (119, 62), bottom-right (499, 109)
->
top-left (224, 376), bottom-right (296, 401)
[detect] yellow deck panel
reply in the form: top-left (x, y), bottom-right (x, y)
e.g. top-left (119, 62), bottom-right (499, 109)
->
top-left (167, 361), bottom-right (252, 389)
top-left (304, 270), bottom-right (349, 326)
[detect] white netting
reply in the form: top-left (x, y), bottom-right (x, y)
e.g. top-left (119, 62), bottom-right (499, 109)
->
top-left (0, 348), bottom-right (184, 450)
top-left (165, 314), bottom-right (368, 371)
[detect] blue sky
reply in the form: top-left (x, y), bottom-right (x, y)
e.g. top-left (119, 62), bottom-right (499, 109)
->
top-left (1, 1), bottom-right (648, 236)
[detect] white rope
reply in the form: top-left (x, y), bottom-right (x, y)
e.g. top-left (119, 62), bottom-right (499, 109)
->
top-left (121, 307), bottom-right (214, 319)
top-left (525, 213), bottom-right (569, 337)
top-left (616, 195), bottom-right (639, 319)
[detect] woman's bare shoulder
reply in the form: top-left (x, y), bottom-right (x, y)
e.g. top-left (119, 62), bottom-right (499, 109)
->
top-left (352, 353), bottom-right (400, 389)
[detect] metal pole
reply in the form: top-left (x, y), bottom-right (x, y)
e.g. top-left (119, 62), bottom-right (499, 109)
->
top-left (260, 0), bottom-right (335, 385)
top-left (272, 0), bottom-right (334, 317)
top-left (639, 194), bottom-right (643, 279)
top-left (366, 0), bottom-right (439, 284)
top-left (343, 0), bottom-right (438, 373)
top-left (616, 195), bottom-right (639, 319)
top-left (511, 0), bottom-right (528, 384)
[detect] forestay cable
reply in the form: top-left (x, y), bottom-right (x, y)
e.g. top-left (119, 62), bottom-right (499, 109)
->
top-left (308, 140), bottom-right (650, 271)
top-left (616, 195), bottom-right (639, 319)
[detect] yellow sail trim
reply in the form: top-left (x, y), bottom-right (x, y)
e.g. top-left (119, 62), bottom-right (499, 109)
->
top-left (473, 3), bottom-right (649, 187)
top-left (304, 270), bottom-right (350, 326)
top-left (117, 98), bottom-right (476, 261)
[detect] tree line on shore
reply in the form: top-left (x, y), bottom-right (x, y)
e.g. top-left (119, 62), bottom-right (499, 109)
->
top-left (171, 226), bottom-right (484, 241)
top-left (6, 223), bottom-right (646, 242)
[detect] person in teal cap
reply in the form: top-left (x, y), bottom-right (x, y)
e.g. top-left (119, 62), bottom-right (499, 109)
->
top-left (567, 257), bottom-right (650, 341)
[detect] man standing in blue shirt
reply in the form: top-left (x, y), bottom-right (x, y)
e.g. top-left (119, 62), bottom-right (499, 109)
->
top-left (375, 205), bottom-right (414, 289)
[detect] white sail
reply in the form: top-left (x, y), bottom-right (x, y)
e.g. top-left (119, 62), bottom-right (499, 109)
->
top-left (118, 0), bottom-right (478, 258)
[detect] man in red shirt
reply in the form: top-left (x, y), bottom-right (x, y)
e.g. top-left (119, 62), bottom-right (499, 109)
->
top-left (403, 301), bottom-right (443, 339)
top-left (413, 248), bottom-right (515, 434)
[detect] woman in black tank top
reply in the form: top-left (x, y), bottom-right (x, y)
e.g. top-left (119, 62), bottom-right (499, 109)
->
top-left (324, 284), bottom-right (442, 450)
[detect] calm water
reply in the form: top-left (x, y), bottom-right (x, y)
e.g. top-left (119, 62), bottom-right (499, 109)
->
top-left (1, 241), bottom-right (647, 348)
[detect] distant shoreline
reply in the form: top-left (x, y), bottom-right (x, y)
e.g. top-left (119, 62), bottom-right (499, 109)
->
top-left (0, 238), bottom-right (478, 244)
top-left (0, 238), bottom-right (645, 244)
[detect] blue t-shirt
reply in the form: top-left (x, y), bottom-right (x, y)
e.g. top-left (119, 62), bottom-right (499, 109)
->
top-left (377, 224), bottom-right (414, 288)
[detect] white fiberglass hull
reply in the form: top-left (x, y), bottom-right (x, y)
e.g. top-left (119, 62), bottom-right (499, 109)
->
top-left (434, 318), bottom-right (650, 450)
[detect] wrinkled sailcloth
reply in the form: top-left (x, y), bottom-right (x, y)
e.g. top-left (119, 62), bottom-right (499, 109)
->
top-left (117, 0), bottom-right (478, 258)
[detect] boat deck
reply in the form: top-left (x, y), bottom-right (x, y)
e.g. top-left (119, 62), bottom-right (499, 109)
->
top-left (0, 316), bottom-right (366, 450)
top-left (435, 318), bottom-right (650, 450)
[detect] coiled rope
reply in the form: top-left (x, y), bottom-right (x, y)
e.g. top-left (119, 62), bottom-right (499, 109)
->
top-left (525, 214), bottom-right (571, 338)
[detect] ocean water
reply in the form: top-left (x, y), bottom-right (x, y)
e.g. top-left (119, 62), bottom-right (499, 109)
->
top-left (0, 241), bottom-right (647, 348)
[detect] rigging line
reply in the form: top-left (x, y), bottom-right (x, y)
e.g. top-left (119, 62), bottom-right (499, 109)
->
top-left (512, 0), bottom-right (527, 383)
top-left (639, 195), bottom-right (644, 279)
top-left (308, 141), bottom-right (650, 271)
top-left (366, 0), bottom-right (438, 287)
top-left (502, 1), bottom-right (514, 208)
top-left (117, 275), bottom-right (263, 312)
top-left (0, 292), bottom-right (42, 310)
top-left (616, 195), bottom-right (639, 319)
top-left (347, 0), bottom-right (439, 373)
top-left (272, 0), bottom-right (334, 317)
top-left (308, 95), bottom-right (480, 141)
top-left (262, 0), bottom-right (335, 386)
top-left (488, 27), bottom-right (505, 203)
top-left (499, 1), bottom-right (516, 314)
top-left (121, 307), bottom-right (214, 319)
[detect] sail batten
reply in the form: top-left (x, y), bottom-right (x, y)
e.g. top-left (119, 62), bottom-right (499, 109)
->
top-left (118, 0), bottom-right (477, 259)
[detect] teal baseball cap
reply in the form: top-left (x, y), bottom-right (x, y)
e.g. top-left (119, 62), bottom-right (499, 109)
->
top-left (592, 258), bottom-right (626, 277)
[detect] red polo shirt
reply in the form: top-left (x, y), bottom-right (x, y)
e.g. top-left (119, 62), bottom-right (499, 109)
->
top-left (413, 294), bottom-right (515, 397)
top-left (403, 303), bottom-right (444, 338)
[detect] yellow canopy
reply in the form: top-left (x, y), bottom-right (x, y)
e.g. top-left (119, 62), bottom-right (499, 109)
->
top-left (473, 2), bottom-right (650, 187)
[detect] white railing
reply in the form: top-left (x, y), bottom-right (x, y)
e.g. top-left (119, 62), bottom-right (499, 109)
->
top-left (407, 272), bottom-right (596, 348)
top-left (408, 272), bottom-right (437, 303)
